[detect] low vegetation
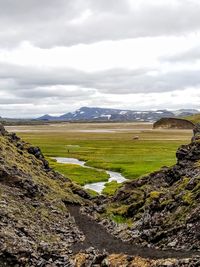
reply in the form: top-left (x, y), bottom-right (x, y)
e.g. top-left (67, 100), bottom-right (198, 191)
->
top-left (102, 181), bottom-right (122, 195)
top-left (8, 123), bottom-right (191, 186)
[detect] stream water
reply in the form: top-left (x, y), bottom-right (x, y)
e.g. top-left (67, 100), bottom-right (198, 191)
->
top-left (53, 157), bottom-right (127, 193)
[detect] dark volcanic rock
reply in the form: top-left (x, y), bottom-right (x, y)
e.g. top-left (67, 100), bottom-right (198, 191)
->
top-left (73, 249), bottom-right (200, 267)
top-left (0, 124), bottom-right (6, 136)
top-left (0, 128), bottom-right (86, 266)
top-left (176, 142), bottom-right (200, 162)
top-left (27, 146), bottom-right (50, 170)
top-left (96, 140), bottom-right (200, 252)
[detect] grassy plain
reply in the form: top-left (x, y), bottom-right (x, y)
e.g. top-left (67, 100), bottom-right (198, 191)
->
top-left (6, 122), bottom-right (192, 187)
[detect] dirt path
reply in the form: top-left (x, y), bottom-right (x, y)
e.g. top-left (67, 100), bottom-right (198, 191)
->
top-left (68, 205), bottom-right (199, 260)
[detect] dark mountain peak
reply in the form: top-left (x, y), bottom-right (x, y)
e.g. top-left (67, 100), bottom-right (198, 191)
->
top-left (37, 114), bottom-right (54, 120)
top-left (36, 107), bottom-right (199, 122)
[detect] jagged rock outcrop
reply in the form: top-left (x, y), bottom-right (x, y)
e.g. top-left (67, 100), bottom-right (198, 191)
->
top-left (0, 124), bottom-right (89, 266)
top-left (94, 140), bottom-right (200, 251)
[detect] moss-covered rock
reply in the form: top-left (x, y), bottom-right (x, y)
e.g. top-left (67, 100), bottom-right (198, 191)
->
top-left (100, 140), bottom-right (200, 251)
top-left (0, 125), bottom-right (89, 265)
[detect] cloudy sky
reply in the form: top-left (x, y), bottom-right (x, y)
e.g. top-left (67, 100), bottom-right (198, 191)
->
top-left (1, 0), bottom-right (200, 117)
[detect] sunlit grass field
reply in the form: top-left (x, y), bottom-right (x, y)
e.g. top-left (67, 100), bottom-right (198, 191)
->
top-left (6, 122), bottom-right (192, 185)
top-left (49, 158), bottom-right (109, 185)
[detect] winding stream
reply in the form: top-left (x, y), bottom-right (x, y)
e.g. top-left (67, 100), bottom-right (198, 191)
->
top-left (53, 157), bottom-right (127, 193)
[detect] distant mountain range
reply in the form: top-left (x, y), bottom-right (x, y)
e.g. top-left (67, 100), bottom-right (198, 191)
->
top-left (36, 107), bottom-right (200, 122)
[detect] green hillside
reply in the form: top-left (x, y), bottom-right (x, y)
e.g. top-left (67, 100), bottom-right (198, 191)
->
top-left (184, 113), bottom-right (200, 123)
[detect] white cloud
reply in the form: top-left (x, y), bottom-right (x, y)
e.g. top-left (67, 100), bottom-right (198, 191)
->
top-left (0, 0), bottom-right (200, 117)
top-left (1, 88), bottom-right (200, 118)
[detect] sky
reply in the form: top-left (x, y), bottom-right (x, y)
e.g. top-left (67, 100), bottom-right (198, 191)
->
top-left (1, 0), bottom-right (200, 118)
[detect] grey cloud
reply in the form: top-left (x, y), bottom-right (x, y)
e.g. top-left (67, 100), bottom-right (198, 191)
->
top-left (0, 63), bottom-right (150, 93)
top-left (162, 46), bottom-right (200, 63)
top-left (0, 64), bottom-right (85, 89)
top-left (1, 0), bottom-right (200, 47)
top-left (17, 87), bottom-right (96, 99)
top-left (92, 69), bottom-right (200, 93)
top-left (1, 63), bottom-right (200, 99)
top-left (0, 98), bottom-right (33, 105)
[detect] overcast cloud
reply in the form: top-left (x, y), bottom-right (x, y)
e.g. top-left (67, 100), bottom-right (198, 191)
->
top-left (0, 0), bottom-right (200, 117)
top-left (1, 0), bottom-right (200, 47)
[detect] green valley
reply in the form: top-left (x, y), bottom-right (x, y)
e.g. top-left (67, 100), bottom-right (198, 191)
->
top-left (6, 123), bottom-right (192, 187)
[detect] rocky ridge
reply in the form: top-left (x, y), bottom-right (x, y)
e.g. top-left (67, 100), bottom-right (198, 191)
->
top-left (85, 140), bottom-right (200, 253)
top-left (0, 125), bottom-right (91, 266)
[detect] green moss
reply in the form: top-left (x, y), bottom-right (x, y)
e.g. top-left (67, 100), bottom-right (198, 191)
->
top-left (106, 204), bottom-right (129, 217)
top-left (150, 191), bottom-right (162, 199)
top-left (193, 181), bottom-right (200, 195)
top-left (102, 181), bottom-right (122, 196)
top-left (85, 189), bottom-right (99, 197)
top-left (145, 190), bottom-right (163, 205)
top-left (1, 135), bottom-right (85, 205)
top-left (160, 198), bottom-right (173, 207)
top-left (105, 204), bottom-right (133, 225)
top-left (176, 177), bottom-right (190, 191)
top-left (38, 207), bottom-right (50, 221)
top-left (111, 214), bottom-right (132, 226)
top-left (182, 191), bottom-right (193, 205)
